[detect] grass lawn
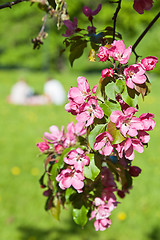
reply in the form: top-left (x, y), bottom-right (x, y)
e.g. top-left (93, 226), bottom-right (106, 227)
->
top-left (0, 66), bottom-right (160, 240)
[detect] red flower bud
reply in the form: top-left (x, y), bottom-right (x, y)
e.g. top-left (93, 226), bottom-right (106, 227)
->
top-left (129, 166), bottom-right (142, 177)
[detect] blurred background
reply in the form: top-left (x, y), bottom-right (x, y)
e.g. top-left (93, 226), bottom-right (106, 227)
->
top-left (0, 0), bottom-right (160, 239)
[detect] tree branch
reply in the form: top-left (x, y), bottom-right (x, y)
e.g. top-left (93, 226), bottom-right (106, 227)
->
top-left (132, 11), bottom-right (160, 62)
top-left (0, 0), bottom-right (28, 10)
top-left (112, 0), bottom-right (122, 41)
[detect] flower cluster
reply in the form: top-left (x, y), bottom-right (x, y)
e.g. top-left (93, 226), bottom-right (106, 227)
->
top-left (97, 40), bottom-right (158, 90)
top-left (65, 76), bottom-right (104, 126)
top-left (37, 121), bottom-right (86, 154)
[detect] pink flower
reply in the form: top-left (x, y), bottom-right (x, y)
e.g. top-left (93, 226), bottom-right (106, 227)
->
top-left (62, 17), bottom-right (78, 37)
top-left (133, 0), bottom-right (153, 14)
top-left (83, 4), bottom-right (102, 21)
top-left (141, 56), bottom-right (158, 71)
top-left (123, 138), bottom-right (144, 160)
top-left (65, 99), bottom-right (81, 115)
top-left (94, 218), bottom-right (111, 231)
top-left (94, 131), bottom-right (113, 156)
top-left (64, 148), bottom-right (89, 171)
top-left (76, 97), bottom-right (104, 127)
top-left (68, 77), bottom-right (91, 104)
top-left (138, 130), bottom-right (150, 143)
top-left (101, 68), bottom-right (114, 78)
top-left (110, 107), bottom-right (143, 137)
top-left (97, 46), bottom-right (109, 62)
top-left (108, 40), bottom-right (132, 64)
top-left (124, 63), bottom-right (146, 89)
top-left (139, 113), bottom-right (155, 131)
top-left (44, 125), bottom-right (64, 145)
top-left (37, 138), bottom-right (49, 152)
top-left (129, 166), bottom-right (142, 177)
top-left (56, 167), bottom-right (85, 192)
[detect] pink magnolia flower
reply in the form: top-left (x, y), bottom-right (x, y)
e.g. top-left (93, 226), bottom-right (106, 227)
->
top-left (110, 107), bottom-right (143, 137)
top-left (56, 167), bottom-right (85, 192)
top-left (37, 138), bottom-right (49, 152)
top-left (108, 40), bottom-right (132, 64)
top-left (62, 17), bottom-right (78, 37)
top-left (97, 46), bottom-right (109, 62)
top-left (133, 0), bottom-right (153, 14)
top-left (141, 56), bottom-right (158, 71)
top-left (101, 68), bottom-right (114, 78)
top-left (94, 131), bottom-right (114, 156)
top-left (124, 63), bottom-right (146, 89)
top-left (76, 97), bottom-right (104, 127)
top-left (83, 4), bottom-right (102, 21)
top-left (139, 113), bottom-right (155, 131)
top-left (64, 148), bottom-right (89, 172)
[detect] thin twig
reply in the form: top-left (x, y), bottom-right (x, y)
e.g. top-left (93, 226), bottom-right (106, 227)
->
top-left (0, 0), bottom-right (28, 10)
top-left (132, 11), bottom-right (160, 62)
top-left (112, 0), bottom-right (122, 41)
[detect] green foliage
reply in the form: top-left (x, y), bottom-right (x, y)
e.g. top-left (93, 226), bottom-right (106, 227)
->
top-left (83, 154), bottom-right (100, 181)
top-left (73, 205), bottom-right (88, 226)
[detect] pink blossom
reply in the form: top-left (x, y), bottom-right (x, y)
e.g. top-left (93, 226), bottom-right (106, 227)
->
top-left (68, 77), bottom-right (91, 104)
top-left (44, 125), bottom-right (64, 145)
top-left (110, 107), bottom-right (143, 137)
top-left (62, 17), bottom-right (78, 37)
top-left (124, 63), bottom-right (146, 89)
top-left (129, 166), bottom-right (142, 177)
top-left (133, 0), bottom-right (153, 14)
top-left (83, 4), bottom-right (102, 20)
top-left (123, 138), bottom-right (144, 160)
top-left (64, 148), bottom-right (89, 171)
top-left (108, 40), bottom-right (132, 64)
top-left (94, 218), bottom-right (111, 231)
top-left (97, 46), bottom-right (109, 62)
top-left (56, 167), bottom-right (84, 192)
top-left (94, 131), bottom-right (113, 156)
top-left (65, 99), bottom-right (81, 115)
top-left (139, 113), bottom-right (155, 131)
top-left (37, 138), bottom-right (49, 152)
top-left (76, 97), bottom-right (104, 127)
top-left (138, 130), bottom-right (150, 143)
top-left (141, 56), bottom-right (158, 71)
top-left (101, 68), bottom-right (114, 78)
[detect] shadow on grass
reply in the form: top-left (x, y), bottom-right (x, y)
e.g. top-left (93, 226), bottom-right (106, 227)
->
top-left (18, 217), bottom-right (101, 240)
top-left (147, 226), bottom-right (160, 240)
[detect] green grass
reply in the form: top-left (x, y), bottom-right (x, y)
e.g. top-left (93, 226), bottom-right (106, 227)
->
top-left (0, 67), bottom-right (160, 240)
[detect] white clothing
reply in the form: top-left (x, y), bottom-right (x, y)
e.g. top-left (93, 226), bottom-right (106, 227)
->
top-left (9, 81), bottom-right (34, 105)
top-left (44, 79), bottom-right (66, 105)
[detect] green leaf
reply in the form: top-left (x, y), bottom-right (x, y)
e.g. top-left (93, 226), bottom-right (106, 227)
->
top-left (50, 163), bottom-right (58, 181)
top-left (101, 100), bottom-right (121, 117)
top-left (105, 82), bottom-right (116, 100)
top-left (88, 124), bottom-right (106, 149)
top-left (50, 198), bottom-right (61, 220)
top-left (73, 205), bottom-right (88, 227)
top-left (115, 79), bottom-right (125, 94)
top-left (83, 154), bottom-right (100, 181)
top-left (107, 121), bottom-right (126, 144)
top-left (65, 188), bottom-right (76, 203)
top-left (121, 85), bottom-right (138, 107)
top-left (69, 40), bottom-right (87, 66)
